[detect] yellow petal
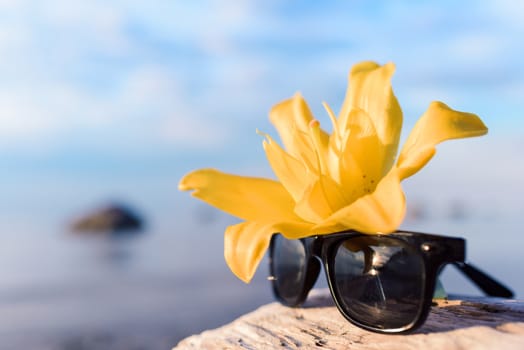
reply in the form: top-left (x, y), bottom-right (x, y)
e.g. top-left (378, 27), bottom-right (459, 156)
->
top-left (338, 61), bottom-right (380, 129)
top-left (261, 132), bottom-right (312, 203)
top-left (178, 168), bottom-right (301, 222)
top-left (275, 221), bottom-right (317, 240)
top-left (294, 174), bottom-right (348, 223)
top-left (224, 222), bottom-right (272, 283)
top-left (314, 169), bottom-right (405, 234)
top-left (224, 220), bottom-right (313, 283)
top-left (337, 61), bottom-right (402, 172)
top-left (269, 93), bottom-right (329, 169)
top-left (397, 101), bottom-right (488, 180)
top-left (271, 92), bottom-right (313, 137)
top-left (338, 108), bottom-right (386, 204)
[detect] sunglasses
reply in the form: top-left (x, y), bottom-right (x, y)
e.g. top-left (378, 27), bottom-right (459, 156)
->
top-left (268, 230), bottom-right (514, 334)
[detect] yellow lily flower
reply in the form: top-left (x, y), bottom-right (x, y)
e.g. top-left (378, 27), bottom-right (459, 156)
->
top-left (179, 61), bottom-right (488, 283)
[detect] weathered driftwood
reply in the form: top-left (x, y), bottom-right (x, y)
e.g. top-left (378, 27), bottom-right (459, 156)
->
top-left (173, 289), bottom-right (524, 350)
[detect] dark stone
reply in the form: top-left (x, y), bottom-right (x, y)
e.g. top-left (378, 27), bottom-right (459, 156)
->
top-left (71, 203), bottom-right (144, 234)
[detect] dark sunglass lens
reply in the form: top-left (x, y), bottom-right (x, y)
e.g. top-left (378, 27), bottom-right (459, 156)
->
top-left (332, 237), bottom-right (425, 330)
top-left (271, 234), bottom-right (307, 305)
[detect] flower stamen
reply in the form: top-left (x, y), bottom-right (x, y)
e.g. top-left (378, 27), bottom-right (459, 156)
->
top-left (308, 119), bottom-right (338, 213)
top-left (308, 119), bottom-right (328, 174)
top-left (322, 102), bottom-right (342, 146)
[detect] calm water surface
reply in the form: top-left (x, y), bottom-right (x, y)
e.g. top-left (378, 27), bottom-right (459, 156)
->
top-left (0, 207), bottom-right (521, 349)
top-left (0, 212), bottom-right (273, 349)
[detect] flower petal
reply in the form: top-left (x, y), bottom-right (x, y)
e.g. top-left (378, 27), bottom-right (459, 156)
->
top-left (261, 132), bottom-right (313, 203)
top-left (178, 168), bottom-right (302, 222)
top-left (269, 93), bottom-right (329, 169)
top-left (397, 101), bottom-right (488, 180)
top-left (314, 169), bottom-right (405, 234)
top-left (224, 220), bottom-right (313, 283)
top-left (337, 61), bottom-right (402, 172)
top-left (338, 108), bottom-right (388, 204)
top-left (294, 174), bottom-right (349, 223)
top-left (224, 222), bottom-right (272, 283)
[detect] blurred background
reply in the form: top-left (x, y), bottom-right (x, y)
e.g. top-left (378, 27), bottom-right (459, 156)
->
top-left (0, 1), bottom-right (523, 349)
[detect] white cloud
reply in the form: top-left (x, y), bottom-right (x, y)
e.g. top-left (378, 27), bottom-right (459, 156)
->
top-left (398, 86), bottom-right (457, 114)
top-left (0, 0), bottom-right (522, 157)
top-left (0, 0), bottom-right (243, 153)
top-left (483, 0), bottom-right (524, 32)
top-left (116, 65), bottom-right (231, 149)
top-left (162, 115), bottom-right (229, 149)
top-left (0, 82), bottom-right (92, 141)
top-left (446, 33), bottom-right (509, 63)
top-left (0, 64), bottom-right (232, 152)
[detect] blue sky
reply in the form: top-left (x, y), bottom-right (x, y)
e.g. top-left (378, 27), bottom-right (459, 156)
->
top-left (0, 0), bottom-right (523, 222)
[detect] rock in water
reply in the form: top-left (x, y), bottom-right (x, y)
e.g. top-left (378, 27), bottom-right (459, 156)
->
top-left (71, 203), bottom-right (144, 234)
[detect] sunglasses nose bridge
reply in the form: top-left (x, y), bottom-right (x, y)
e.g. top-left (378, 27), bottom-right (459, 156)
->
top-left (301, 254), bottom-right (322, 297)
top-left (308, 235), bottom-right (325, 257)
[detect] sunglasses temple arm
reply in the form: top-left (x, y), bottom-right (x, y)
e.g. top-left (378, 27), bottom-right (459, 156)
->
top-left (452, 262), bottom-right (514, 298)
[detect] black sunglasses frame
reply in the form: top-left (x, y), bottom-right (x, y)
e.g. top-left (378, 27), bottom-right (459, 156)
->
top-left (268, 230), bottom-right (513, 334)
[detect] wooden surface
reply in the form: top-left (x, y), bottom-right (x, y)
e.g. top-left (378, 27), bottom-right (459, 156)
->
top-left (173, 289), bottom-right (524, 350)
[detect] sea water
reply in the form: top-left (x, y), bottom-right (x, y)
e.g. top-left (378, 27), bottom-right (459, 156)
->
top-left (0, 194), bottom-right (521, 349)
top-left (0, 209), bottom-right (272, 349)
